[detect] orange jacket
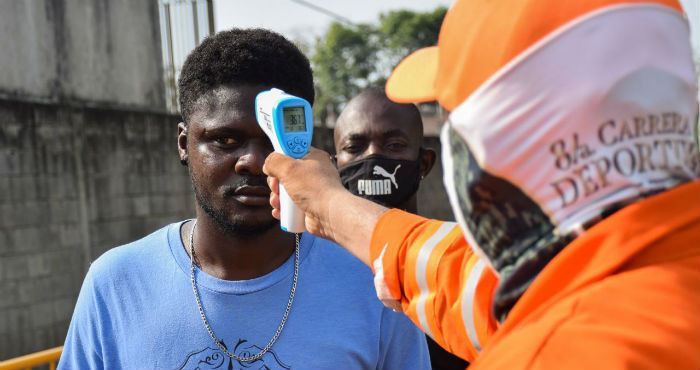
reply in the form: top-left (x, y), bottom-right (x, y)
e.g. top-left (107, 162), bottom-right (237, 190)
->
top-left (370, 180), bottom-right (700, 369)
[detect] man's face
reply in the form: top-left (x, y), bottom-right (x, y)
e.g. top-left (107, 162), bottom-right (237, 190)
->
top-left (334, 99), bottom-right (423, 167)
top-left (178, 84), bottom-right (278, 236)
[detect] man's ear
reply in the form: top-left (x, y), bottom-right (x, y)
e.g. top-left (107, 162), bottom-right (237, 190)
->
top-left (177, 122), bottom-right (188, 166)
top-left (419, 148), bottom-right (436, 179)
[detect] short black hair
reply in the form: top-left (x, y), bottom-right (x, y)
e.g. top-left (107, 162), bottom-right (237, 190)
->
top-left (178, 28), bottom-right (315, 123)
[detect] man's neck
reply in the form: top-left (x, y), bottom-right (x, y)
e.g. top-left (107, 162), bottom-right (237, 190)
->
top-left (181, 215), bottom-right (296, 281)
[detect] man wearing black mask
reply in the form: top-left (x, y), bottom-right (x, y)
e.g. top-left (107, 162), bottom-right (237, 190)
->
top-left (335, 88), bottom-right (436, 212)
top-left (335, 88), bottom-right (470, 370)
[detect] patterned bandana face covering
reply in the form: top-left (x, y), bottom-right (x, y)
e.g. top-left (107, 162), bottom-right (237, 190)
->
top-left (338, 151), bottom-right (423, 209)
top-left (440, 5), bottom-right (699, 321)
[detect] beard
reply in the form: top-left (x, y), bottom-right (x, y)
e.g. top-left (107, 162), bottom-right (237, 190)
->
top-left (190, 172), bottom-right (279, 237)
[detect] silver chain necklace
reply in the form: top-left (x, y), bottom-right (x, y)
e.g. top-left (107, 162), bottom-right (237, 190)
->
top-left (188, 220), bottom-right (299, 362)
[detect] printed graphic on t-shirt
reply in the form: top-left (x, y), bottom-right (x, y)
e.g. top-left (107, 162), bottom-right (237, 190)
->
top-left (177, 339), bottom-right (291, 370)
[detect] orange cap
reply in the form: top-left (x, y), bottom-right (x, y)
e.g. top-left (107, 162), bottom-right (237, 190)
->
top-left (385, 0), bottom-right (683, 111)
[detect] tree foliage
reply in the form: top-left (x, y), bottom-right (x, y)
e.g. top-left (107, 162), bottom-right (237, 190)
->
top-left (379, 8), bottom-right (446, 62)
top-left (312, 7), bottom-right (447, 124)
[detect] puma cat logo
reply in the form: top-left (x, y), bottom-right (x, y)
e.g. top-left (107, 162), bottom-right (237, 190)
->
top-left (373, 165), bottom-right (401, 188)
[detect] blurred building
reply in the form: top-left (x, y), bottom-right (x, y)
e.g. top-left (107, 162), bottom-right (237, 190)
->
top-left (417, 102), bottom-right (446, 137)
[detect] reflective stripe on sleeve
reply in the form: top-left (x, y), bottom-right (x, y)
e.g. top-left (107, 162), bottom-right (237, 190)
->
top-left (461, 259), bottom-right (487, 352)
top-left (415, 222), bottom-right (459, 339)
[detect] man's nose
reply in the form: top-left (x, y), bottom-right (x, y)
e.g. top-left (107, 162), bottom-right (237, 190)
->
top-left (234, 142), bottom-right (270, 175)
top-left (365, 142), bottom-right (384, 157)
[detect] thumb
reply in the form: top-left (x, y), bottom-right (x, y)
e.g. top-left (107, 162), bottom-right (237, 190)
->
top-left (263, 151), bottom-right (295, 180)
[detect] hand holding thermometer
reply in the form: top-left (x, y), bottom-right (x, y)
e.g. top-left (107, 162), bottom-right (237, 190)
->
top-left (255, 88), bottom-right (313, 233)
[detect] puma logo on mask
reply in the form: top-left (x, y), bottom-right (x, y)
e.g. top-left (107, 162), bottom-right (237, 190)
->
top-left (339, 155), bottom-right (422, 205)
top-left (373, 165), bottom-right (401, 188)
top-left (356, 165), bottom-right (401, 196)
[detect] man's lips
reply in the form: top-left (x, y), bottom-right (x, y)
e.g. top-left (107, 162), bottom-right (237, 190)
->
top-left (230, 185), bottom-right (271, 206)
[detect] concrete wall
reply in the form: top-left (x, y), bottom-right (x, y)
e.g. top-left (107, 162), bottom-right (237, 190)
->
top-left (0, 0), bottom-right (165, 110)
top-left (417, 136), bottom-right (454, 221)
top-left (0, 0), bottom-right (173, 358)
top-left (0, 100), bottom-right (194, 359)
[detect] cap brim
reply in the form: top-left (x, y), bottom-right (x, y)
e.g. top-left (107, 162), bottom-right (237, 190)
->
top-left (386, 46), bottom-right (439, 104)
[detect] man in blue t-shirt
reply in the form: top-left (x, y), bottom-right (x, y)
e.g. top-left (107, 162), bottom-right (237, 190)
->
top-left (58, 29), bottom-right (430, 370)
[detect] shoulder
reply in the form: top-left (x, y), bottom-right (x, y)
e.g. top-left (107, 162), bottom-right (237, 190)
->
top-left (302, 233), bottom-right (426, 325)
top-left (542, 260), bottom-right (700, 368)
top-left (87, 222), bottom-right (178, 282)
top-left (301, 234), bottom-right (382, 304)
top-left (480, 260), bottom-right (700, 370)
top-left (304, 233), bottom-right (374, 276)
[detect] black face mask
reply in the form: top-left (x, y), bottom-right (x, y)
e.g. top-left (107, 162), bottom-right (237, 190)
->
top-left (338, 150), bottom-right (423, 209)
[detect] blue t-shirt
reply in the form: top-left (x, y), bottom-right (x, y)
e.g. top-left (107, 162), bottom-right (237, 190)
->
top-left (58, 221), bottom-right (430, 370)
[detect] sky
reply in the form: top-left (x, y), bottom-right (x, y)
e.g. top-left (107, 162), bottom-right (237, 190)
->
top-left (214, 0), bottom-right (452, 43)
top-left (682, 0), bottom-right (700, 60)
top-left (214, 0), bottom-right (699, 59)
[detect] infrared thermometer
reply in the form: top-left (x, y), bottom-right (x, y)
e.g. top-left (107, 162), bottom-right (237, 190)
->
top-left (255, 88), bottom-right (313, 233)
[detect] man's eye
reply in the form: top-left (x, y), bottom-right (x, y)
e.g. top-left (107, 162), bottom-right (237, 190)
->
top-left (215, 137), bottom-right (238, 146)
top-left (386, 142), bottom-right (407, 151)
top-left (343, 145), bottom-right (362, 153)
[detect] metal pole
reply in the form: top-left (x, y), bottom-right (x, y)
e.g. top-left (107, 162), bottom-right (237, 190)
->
top-left (206, 0), bottom-right (215, 36)
top-left (191, 0), bottom-right (200, 43)
top-left (164, 3), bottom-right (178, 110)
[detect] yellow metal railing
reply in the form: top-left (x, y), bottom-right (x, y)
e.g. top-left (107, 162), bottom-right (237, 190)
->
top-left (0, 346), bottom-right (62, 370)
